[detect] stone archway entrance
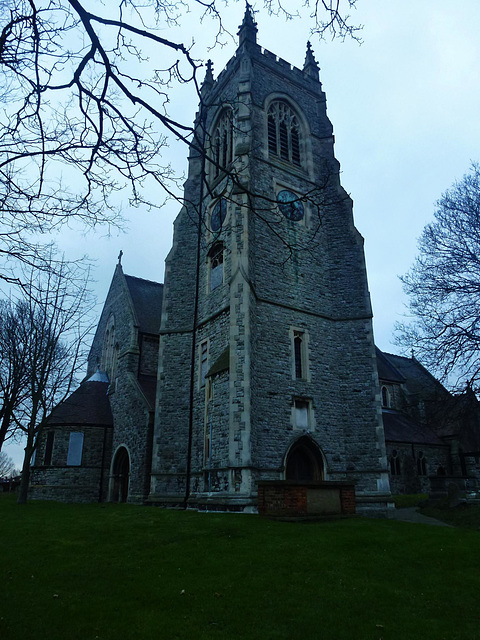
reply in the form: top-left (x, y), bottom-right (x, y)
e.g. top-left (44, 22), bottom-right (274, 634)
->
top-left (285, 437), bottom-right (324, 482)
top-left (111, 446), bottom-right (130, 502)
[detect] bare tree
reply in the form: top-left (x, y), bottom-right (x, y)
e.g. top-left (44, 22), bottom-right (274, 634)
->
top-left (0, 260), bottom-right (95, 503)
top-left (0, 299), bottom-right (31, 450)
top-left (397, 163), bottom-right (480, 392)
top-left (0, 0), bottom-right (361, 283)
top-left (0, 450), bottom-right (16, 477)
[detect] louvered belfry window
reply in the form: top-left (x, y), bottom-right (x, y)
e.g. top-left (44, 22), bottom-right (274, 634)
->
top-left (267, 101), bottom-right (301, 166)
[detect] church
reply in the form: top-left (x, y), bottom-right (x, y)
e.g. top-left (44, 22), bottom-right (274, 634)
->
top-left (28, 8), bottom-right (480, 512)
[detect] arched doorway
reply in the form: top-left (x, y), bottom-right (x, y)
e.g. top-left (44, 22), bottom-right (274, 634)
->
top-left (111, 446), bottom-right (130, 502)
top-left (285, 437), bottom-right (324, 481)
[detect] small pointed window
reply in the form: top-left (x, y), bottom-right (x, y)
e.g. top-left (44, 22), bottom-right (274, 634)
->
top-left (390, 450), bottom-right (401, 476)
top-left (416, 451), bottom-right (427, 476)
top-left (294, 335), bottom-right (303, 378)
top-left (292, 329), bottom-right (308, 380)
top-left (211, 110), bottom-right (234, 179)
top-left (103, 315), bottom-right (117, 384)
top-left (381, 385), bottom-right (390, 408)
top-left (208, 242), bottom-right (224, 291)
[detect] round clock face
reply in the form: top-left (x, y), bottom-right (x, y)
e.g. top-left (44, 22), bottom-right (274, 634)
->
top-left (211, 199), bottom-right (227, 231)
top-left (277, 189), bottom-right (304, 221)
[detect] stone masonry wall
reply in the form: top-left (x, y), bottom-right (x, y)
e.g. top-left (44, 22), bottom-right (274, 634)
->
top-left (29, 424), bottom-right (113, 503)
top-left (108, 372), bottom-right (153, 503)
top-left (386, 442), bottom-right (450, 494)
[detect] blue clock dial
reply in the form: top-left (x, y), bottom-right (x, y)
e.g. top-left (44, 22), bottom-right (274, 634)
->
top-left (277, 190), bottom-right (304, 221)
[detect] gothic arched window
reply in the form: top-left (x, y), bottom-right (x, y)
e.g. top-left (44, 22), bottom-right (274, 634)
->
top-left (267, 101), bottom-right (301, 166)
top-left (208, 242), bottom-right (224, 291)
top-left (103, 315), bottom-right (118, 383)
top-left (416, 451), bottom-right (427, 476)
top-left (381, 385), bottom-right (390, 408)
top-left (211, 109), bottom-right (234, 179)
top-left (390, 450), bottom-right (401, 476)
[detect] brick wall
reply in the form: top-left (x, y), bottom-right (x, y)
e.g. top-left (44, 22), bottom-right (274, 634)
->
top-left (258, 481), bottom-right (356, 517)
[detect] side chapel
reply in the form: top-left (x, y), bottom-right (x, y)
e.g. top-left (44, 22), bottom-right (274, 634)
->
top-left (28, 8), bottom-right (480, 510)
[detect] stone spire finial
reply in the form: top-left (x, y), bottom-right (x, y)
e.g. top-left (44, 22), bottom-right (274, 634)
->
top-left (201, 59), bottom-right (214, 96)
top-left (303, 41), bottom-right (320, 81)
top-left (117, 249), bottom-right (123, 265)
top-left (238, 2), bottom-right (258, 47)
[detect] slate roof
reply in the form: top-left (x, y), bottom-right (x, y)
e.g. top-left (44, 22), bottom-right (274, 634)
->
top-left (48, 379), bottom-right (113, 426)
top-left (380, 351), bottom-right (447, 397)
top-left (124, 274), bottom-right (163, 335)
top-left (376, 348), bottom-right (405, 383)
top-left (382, 409), bottom-right (445, 446)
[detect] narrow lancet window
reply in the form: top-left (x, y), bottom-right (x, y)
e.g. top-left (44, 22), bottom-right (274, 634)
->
top-left (211, 110), bottom-right (234, 178)
top-left (294, 335), bottom-right (303, 378)
top-left (292, 329), bottom-right (308, 380)
top-left (44, 431), bottom-right (55, 466)
top-left (209, 243), bottom-right (224, 291)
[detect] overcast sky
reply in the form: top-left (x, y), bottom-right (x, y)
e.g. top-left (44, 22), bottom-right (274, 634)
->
top-left (55, 0), bottom-right (480, 350)
top-left (4, 0), bottom-right (480, 467)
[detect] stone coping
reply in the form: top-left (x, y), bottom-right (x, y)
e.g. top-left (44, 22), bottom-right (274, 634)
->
top-left (257, 480), bottom-right (356, 488)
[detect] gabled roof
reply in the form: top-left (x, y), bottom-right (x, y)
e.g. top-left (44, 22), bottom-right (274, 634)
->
top-left (124, 274), bottom-right (163, 335)
top-left (48, 378), bottom-right (113, 426)
top-left (380, 350), bottom-right (448, 397)
top-left (382, 409), bottom-right (445, 446)
top-left (376, 348), bottom-right (405, 383)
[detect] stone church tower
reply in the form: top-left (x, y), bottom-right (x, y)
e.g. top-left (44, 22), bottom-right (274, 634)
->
top-left (149, 7), bottom-right (391, 513)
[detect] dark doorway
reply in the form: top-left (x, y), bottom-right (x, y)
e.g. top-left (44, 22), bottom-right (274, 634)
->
top-left (285, 437), bottom-right (324, 481)
top-left (111, 447), bottom-right (130, 502)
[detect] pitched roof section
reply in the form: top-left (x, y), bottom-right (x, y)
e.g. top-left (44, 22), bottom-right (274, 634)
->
top-left (382, 410), bottom-right (445, 446)
top-left (48, 380), bottom-right (113, 426)
top-left (380, 351), bottom-right (448, 396)
top-left (124, 274), bottom-right (163, 335)
top-left (376, 348), bottom-right (405, 383)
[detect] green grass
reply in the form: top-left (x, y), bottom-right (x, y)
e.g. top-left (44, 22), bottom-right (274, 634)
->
top-left (0, 494), bottom-right (479, 640)
top-left (420, 502), bottom-right (480, 530)
top-left (392, 493), bottom-right (428, 508)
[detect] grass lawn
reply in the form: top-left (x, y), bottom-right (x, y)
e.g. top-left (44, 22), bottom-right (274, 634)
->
top-left (420, 502), bottom-right (480, 531)
top-left (0, 495), bottom-right (478, 640)
top-left (392, 494), bottom-right (428, 509)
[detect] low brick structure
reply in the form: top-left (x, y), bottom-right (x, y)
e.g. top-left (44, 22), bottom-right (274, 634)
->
top-left (257, 481), bottom-right (356, 518)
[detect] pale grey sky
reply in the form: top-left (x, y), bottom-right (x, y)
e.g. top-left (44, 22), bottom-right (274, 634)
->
top-left (4, 0), bottom-right (480, 467)
top-left (55, 0), bottom-right (480, 350)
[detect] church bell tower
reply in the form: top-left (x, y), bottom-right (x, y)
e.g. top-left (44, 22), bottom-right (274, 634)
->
top-left (150, 7), bottom-right (391, 514)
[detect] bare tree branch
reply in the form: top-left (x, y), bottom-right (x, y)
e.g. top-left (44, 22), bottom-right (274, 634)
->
top-left (0, 0), bottom-right (362, 283)
top-left (397, 163), bottom-right (480, 393)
